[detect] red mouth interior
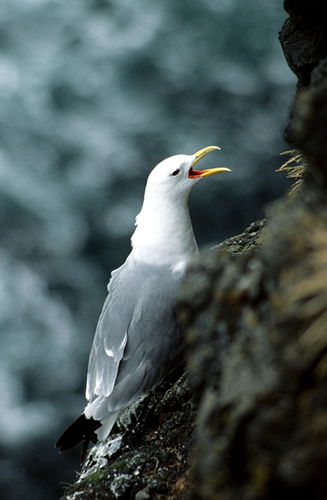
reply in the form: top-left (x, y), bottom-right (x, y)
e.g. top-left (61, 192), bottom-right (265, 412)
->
top-left (188, 167), bottom-right (203, 178)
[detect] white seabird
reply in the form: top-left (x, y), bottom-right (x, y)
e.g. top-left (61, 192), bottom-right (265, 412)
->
top-left (55, 146), bottom-right (230, 461)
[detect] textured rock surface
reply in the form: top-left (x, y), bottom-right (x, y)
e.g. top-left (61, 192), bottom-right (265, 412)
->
top-left (180, 195), bottom-right (327, 499)
top-left (279, 0), bottom-right (327, 142)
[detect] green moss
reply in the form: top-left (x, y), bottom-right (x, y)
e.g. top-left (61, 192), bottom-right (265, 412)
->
top-left (84, 468), bottom-right (109, 483)
top-left (108, 457), bottom-right (130, 474)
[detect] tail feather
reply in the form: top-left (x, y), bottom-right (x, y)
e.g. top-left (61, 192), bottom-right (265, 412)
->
top-left (55, 414), bottom-right (101, 463)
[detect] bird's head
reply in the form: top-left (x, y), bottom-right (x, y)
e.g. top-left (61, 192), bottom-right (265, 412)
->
top-left (145, 146), bottom-right (231, 202)
top-left (132, 146), bottom-right (231, 264)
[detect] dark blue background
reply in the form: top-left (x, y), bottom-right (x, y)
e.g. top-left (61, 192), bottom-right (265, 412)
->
top-left (0, 1), bottom-right (295, 498)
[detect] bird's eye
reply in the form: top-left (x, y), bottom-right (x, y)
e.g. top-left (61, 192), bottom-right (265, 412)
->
top-left (171, 169), bottom-right (180, 177)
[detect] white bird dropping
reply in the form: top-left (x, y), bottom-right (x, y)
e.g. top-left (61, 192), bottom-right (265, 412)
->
top-left (55, 146), bottom-right (230, 462)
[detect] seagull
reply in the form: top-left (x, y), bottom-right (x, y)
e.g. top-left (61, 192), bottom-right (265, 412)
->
top-left (55, 146), bottom-right (230, 462)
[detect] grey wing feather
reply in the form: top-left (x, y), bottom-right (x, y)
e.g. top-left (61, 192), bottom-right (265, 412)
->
top-left (86, 256), bottom-right (184, 415)
top-left (86, 262), bottom-right (133, 400)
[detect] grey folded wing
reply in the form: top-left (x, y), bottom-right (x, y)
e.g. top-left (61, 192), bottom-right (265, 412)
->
top-left (85, 258), bottom-right (184, 417)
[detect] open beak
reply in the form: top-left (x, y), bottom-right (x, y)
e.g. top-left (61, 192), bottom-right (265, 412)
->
top-left (188, 145), bottom-right (231, 178)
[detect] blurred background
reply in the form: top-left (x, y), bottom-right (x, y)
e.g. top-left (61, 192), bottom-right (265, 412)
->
top-left (0, 1), bottom-right (295, 498)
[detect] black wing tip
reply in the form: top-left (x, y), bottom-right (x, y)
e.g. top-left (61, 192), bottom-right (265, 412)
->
top-left (55, 414), bottom-right (101, 461)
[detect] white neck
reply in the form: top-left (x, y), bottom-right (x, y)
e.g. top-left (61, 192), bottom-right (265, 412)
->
top-left (131, 189), bottom-right (198, 267)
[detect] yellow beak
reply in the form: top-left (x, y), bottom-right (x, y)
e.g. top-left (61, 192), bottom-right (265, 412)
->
top-left (189, 145), bottom-right (231, 178)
